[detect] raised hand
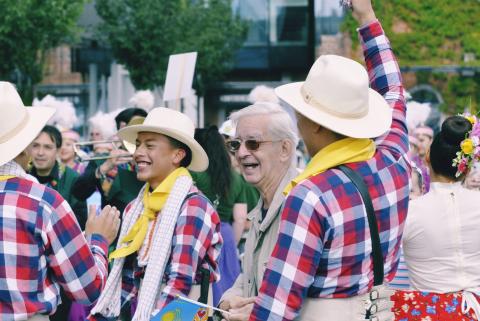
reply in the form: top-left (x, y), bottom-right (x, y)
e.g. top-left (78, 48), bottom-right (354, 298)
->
top-left (85, 205), bottom-right (121, 244)
top-left (351, 0), bottom-right (377, 26)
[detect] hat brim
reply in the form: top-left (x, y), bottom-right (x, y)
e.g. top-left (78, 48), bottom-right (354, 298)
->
top-left (117, 125), bottom-right (209, 172)
top-left (0, 107), bottom-right (55, 167)
top-left (275, 82), bottom-right (392, 138)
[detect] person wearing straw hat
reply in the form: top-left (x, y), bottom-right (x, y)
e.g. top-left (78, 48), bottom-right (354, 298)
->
top-left (0, 81), bottom-right (120, 321)
top-left (89, 107), bottom-right (222, 321)
top-left (249, 1), bottom-right (410, 320)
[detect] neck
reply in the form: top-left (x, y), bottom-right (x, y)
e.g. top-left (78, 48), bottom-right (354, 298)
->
top-left (149, 167), bottom-right (178, 190)
top-left (258, 162), bottom-right (290, 208)
top-left (308, 132), bottom-right (344, 157)
top-left (36, 167), bottom-right (53, 177)
top-left (64, 158), bottom-right (76, 168)
top-left (430, 172), bottom-right (456, 184)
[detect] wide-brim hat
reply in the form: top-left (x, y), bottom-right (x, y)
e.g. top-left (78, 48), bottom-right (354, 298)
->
top-left (275, 55), bottom-right (392, 138)
top-left (117, 107), bottom-right (208, 171)
top-left (0, 82), bottom-right (55, 167)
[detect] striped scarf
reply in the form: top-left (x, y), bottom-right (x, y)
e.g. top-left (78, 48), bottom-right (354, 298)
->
top-left (90, 175), bottom-right (193, 321)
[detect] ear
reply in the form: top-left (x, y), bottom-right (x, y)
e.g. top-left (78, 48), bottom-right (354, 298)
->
top-left (279, 139), bottom-right (293, 162)
top-left (172, 148), bottom-right (187, 166)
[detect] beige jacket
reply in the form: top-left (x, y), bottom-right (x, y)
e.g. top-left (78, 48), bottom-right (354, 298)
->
top-left (221, 165), bottom-right (299, 300)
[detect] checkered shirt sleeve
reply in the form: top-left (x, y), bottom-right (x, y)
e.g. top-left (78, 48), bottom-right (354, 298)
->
top-left (93, 188), bottom-right (222, 320)
top-left (0, 177), bottom-right (109, 320)
top-left (249, 20), bottom-right (409, 321)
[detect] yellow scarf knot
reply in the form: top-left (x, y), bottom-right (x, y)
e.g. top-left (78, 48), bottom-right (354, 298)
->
top-left (284, 138), bottom-right (376, 195)
top-left (109, 167), bottom-right (191, 260)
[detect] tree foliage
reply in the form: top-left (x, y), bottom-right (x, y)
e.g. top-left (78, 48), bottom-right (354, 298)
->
top-left (343, 0), bottom-right (480, 66)
top-left (95, 0), bottom-right (247, 93)
top-left (342, 0), bottom-right (480, 114)
top-left (0, 0), bottom-right (86, 101)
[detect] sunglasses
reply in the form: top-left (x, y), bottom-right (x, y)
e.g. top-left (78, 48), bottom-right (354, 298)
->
top-left (226, 139), bottom-right (279, 152)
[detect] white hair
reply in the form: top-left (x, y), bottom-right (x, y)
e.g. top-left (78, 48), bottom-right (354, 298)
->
top-left (248, 85), bottom-right (279, 104)
top-left (33, 95), bottom-right (78, 131)
top-left (230, 102), bottom-right (299, 158)
top-left (128, 90), bottom-right (155, 111)
top-left (88, 110), bottom-right (119, 139)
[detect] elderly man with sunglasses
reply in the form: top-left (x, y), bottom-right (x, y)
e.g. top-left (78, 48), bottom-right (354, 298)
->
top-left (218, 102), bottom-right (300, 320)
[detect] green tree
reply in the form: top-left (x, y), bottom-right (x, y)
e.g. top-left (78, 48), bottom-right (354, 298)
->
top-left (342, 0), bottom-right (480, 114)
top-left (0, 0), bottom-right (86, 102)
top-left (95, 0), bottom-right (247, 93)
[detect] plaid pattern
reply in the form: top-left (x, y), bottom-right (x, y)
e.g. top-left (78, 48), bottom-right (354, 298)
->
top-left (250, 20), bottom-right (410, 321)
top-left (89, 185), bottom-right (222, 320)
top-left (0, 162), bottom-right (109, 320)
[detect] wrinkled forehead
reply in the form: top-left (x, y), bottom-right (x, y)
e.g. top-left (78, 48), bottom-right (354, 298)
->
top-left (235, 115), bottom-right (270, 139)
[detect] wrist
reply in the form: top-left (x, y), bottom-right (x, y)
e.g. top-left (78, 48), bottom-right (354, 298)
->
top-left (96, 166), bottom-right (107, 180)
top-left (357, 13), bottom-right (377, 27)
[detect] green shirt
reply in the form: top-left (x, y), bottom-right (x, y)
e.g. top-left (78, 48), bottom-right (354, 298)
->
top-left (190, 170), bottom-right (258, 223)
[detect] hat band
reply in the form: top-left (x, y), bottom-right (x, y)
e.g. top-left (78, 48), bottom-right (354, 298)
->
top-left (300, 85), bottom-right (368, 119)
top-left (0, 112), bottom-right (30, 144)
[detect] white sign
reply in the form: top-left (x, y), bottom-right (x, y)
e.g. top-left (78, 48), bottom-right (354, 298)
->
top-left (163, 52), bottom-right (198, 102)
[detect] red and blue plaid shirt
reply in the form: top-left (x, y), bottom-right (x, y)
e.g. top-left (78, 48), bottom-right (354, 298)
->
top-left (90, 186), bottom-right (222, 320)
top-left (0, 162), bottom-right (109, 320)
top-left (250, 20), bottom-right (410, 321)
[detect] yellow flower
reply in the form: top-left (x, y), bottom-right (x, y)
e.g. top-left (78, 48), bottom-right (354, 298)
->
top-left (465, 115), bottom-right (476, 124)
top-left (461, 139), bottom-right (474, 155)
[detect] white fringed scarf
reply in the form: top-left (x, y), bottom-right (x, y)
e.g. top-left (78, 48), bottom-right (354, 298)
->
top-left (90, 175), bottom-right (193, 321)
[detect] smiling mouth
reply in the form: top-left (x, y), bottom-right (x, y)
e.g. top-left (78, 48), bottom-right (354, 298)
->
top-left (136, 161), bottom-right (151, 168)
top-left (242, 162), bottom-right (259, 169)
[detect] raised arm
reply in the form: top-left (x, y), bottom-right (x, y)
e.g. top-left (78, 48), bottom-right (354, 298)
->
top-left (356, 4), bottom-right (408, 157)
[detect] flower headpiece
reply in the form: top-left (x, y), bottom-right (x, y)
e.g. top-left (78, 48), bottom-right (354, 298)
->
top-left (452, 113), bottom-right (480, 177)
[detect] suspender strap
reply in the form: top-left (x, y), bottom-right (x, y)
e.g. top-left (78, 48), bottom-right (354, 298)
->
top-left (337, 165), bottom-right (384, 286)
top-left (198, 267), bottom-right (210, 304)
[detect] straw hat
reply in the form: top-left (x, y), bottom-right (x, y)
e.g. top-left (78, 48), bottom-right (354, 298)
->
top-left (0, 82), bottom-right (55, 166)
top-left (117, 107), bottom-right (208, 171)
top-left (275, 55), bottom-right (392, 138)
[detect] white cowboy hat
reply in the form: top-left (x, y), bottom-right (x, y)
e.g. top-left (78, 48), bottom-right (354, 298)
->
top-left (0, 82), bottom-right (55, 167)
top-left (117, 107), bottom-right (208, 171)
top-left (275, 55), bottom-right (392, 138)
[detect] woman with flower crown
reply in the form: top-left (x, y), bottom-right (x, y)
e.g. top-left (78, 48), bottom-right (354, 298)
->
top-left (391, 114), bottom-right (480, 320)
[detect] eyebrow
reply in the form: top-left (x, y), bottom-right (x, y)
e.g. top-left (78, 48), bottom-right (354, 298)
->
top-left (136, 138), bottom-right (158, 144)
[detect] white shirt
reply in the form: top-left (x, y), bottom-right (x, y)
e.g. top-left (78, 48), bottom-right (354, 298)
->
top-left (403, 182), bottom-right (480, 293)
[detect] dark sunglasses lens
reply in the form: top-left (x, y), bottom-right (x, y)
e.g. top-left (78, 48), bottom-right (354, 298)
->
top-left (227, 140), bottom-right (241, 151)
top-left (245, 140), bottom-right (260, 151)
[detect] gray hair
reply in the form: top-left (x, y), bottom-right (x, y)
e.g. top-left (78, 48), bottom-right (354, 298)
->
top-left (229, 102), bottom-right (299, 156)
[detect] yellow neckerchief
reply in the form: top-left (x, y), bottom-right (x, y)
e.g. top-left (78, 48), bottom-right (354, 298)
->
top-left (109, 167), bottom-right (191, 260)
top-left (0, 175), bottom-right (14, 181)
top-left (283, 138), bottom-right (376, 195)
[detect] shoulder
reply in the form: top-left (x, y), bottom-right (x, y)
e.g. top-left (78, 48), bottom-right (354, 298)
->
top-left (180, 186), bottom-right (219, 221)
top-left (2, 177), bottom-right (70, 213)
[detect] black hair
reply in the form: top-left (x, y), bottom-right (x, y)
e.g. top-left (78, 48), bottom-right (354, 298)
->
top-left (166, 136), bottom-right (192, 168)
top-left (40, 125), bottom-right (62, 149)
top-left (430, 116), bottom-right (472, 180)
top-left (115, 108), bottom-right (148, 130)
top-left (194, 126), bottom-right (232, 200)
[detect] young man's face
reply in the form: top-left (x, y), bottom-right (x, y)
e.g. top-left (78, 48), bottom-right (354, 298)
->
top-left (31, 132), bottom-right (58, 174)
top-left (133, 132), bottom-right (182, 189)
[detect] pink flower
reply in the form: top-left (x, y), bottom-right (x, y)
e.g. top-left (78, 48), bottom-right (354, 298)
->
top-left (458, 158), bottom-right (467, 174)
top-left (472, 122), bottom-right (480, 137)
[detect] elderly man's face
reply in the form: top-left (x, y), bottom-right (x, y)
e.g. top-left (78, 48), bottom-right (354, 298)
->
top-left (234, 115), bottom-right (284, 191)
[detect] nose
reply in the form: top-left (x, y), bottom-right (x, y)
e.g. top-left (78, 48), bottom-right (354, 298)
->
top-left (235, 141), bottom-right (251, 160)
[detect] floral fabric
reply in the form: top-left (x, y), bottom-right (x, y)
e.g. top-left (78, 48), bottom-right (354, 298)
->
top-left (392, 290), bottom-right (478, 321)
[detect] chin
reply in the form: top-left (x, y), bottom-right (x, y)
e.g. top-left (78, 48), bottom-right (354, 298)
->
top-left (136, 172), bottom-right (149, 182)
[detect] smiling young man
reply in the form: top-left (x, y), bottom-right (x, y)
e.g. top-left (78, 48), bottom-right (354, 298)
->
top-left (90, 107), bottom-right (222, 321)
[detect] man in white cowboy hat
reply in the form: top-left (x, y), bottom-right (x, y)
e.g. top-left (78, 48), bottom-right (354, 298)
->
top-left (0, 81), bottom-right (120, 321)
top-left (89, 107), bottom-right (222, 321)
top-left (249, 1), bottom-right (410, 320)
